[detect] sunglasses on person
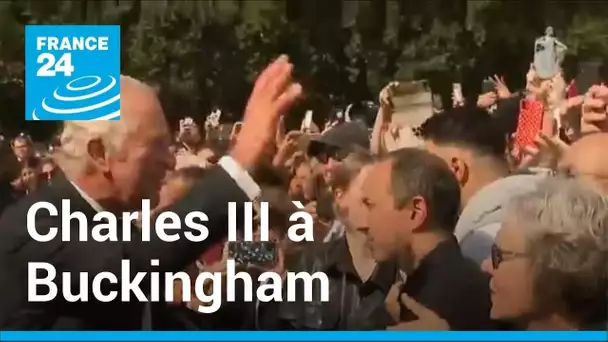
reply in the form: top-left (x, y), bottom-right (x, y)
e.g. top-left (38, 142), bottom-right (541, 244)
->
top-left (315, 146), bottom-right (350, 164)
top-left (491, 244), bottom-right (527, 269)
top-left (42, 170), bottom-right (55, 181)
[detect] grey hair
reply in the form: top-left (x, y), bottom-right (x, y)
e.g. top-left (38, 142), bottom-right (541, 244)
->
top-left (53, 120), bottom-right (128, 177)
top-left (387, 148), bottom-right (461, 232)
top-left (53, 75), bottom-right (147, 177)
top-left (505, 177), bottom-right (608, 324)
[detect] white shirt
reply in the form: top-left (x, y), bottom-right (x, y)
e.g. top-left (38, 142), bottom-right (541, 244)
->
top-left (70, 181), bottom-right (105, 213)
top-left (217, 156), bottom-right (261, 201)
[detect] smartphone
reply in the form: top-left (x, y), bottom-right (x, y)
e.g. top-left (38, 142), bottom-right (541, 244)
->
top-left (301, 110), bottom-right (313, 131)
top-left (481, 79), bottom-right (495, 94)
top-left (432, 93), bottom-right (443, 113)
top-left (452, 83), bottom-right (464, 104)
top-left (515, 99), bottom-right (544, 152)
top-left (227, 241), bottom-right (277, 267)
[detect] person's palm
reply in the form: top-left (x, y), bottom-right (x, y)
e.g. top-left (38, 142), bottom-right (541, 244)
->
top-left (581, 85), bottom-right (608, 134)
top-left (492, 75), bottom-right (511, 99)
top-left (477, 92), bottom-right (497, 109)
top-left (231, 56), bottom-right (302, 170)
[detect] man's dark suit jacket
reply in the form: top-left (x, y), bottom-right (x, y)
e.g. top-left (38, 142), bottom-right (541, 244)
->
top-left (0, 167), bottom-right (249, 330)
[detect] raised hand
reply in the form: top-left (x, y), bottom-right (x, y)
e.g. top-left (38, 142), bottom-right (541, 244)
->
top-left (272, 130), bottom-right (302, 168)
top-left (385, 281), bottom-right (403, 322)
top-left (517, 133), bottom-right (569, 171)
top-left (581, 85), bottom-right (608, 135)
top-left (491, 75), bottom-right (511, 99)
top-left (231, 55), bottom-right (303, 170)
top-left (379, 82), bottom-right (399, 110)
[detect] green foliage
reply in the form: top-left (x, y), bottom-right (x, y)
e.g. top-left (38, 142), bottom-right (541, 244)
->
top-left (564, 14), bottom-right (608, 59)
top-left (0, 0), bottom-right (607, 138)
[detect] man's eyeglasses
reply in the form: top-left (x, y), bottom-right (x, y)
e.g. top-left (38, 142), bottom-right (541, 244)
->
top-left (491, 244), bottom-right (527, 269)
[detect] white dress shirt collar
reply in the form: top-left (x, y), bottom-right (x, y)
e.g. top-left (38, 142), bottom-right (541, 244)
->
top-left (70, 181), bottom-right (105, 213)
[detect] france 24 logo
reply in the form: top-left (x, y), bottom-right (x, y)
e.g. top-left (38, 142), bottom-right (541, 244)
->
top-left (25, 25), bottom-right (121, 121)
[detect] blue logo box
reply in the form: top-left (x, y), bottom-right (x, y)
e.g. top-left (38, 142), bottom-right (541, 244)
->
top-left (25, 25), bottom-right (121, 121)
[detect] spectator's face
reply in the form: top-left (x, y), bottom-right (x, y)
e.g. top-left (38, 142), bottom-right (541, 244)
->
top-left (21, 167), bottom-right (38, 189)
top-left (483, 219), bottom-right (535, 321)
top-left (181, 125), bottom-right (201, 145)
top-left (335, 166), bottom-right (370, 234)
top-left (289, 163), bottom-right (316, 201)
top-left (321, 154), bottom-right (350, 188)
top-left (358, 160), bottom-right (412, 262)
top-left (12, 138), bottom-right (32, 160)
top-left (109, 91), bottom-right (174, 209)
top-left (41, 162), bottom-right (55, 181)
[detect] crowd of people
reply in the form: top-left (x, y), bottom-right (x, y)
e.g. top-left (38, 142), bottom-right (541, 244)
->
top-left (0, 54), bottom-right (606, 331)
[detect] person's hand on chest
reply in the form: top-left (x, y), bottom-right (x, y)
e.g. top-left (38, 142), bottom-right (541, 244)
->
top-left (386, 293), bottom-right (450, 330)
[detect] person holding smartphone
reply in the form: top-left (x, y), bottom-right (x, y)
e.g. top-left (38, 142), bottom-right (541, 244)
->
top-left (175, 117), bottom-right (218, 169)
top-left (162, 187), bottom-right (294, 330)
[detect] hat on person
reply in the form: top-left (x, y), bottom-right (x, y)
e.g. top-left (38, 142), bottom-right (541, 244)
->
top-left (307, 121), bottom-right (370, 158)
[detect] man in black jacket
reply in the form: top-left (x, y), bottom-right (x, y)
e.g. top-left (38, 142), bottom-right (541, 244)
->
top-left (359, 148), bottom-right (495, 330)
top-left (0, 55), bottom-right (302, 330)
top-left (258, 152), bottom-right (400, 330)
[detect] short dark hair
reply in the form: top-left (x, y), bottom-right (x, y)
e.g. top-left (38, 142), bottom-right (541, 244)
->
top-left (387, 148), bottom-right (461, 232)
top-left (419, 106), bottom-right (507, 159)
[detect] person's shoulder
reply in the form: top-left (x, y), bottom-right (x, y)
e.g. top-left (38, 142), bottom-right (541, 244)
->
top-left (483, 173), bottom-right (546, 198)
top-left (459, 225), bottom-right (499, 265)
top-left (422, 242), bottom-right (490, 299)
top-left (0, 176), bottom-right (79, 237)
top-left (421, 249), bottom-right (493, 329)
top-left (1, 182), bottom-right (57, 220)
top-left (284, 240), bottom-right (336, 273)
top-left (458, 173), bottom-right (546, 230)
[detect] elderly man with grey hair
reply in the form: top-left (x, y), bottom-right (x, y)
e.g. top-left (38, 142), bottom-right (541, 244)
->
top-left (0, 56), bottom-right (303, 330)
top-left (484, 177), bottom-right (607, 330)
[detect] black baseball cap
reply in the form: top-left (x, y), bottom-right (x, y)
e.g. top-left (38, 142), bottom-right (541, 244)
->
top-left (307, 121), bottom-right (370, 159)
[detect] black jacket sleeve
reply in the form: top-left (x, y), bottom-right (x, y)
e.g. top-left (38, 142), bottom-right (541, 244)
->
top-left (125, 166), bottom-right (250, 273)
top-left (0, 166), bottom-right (251, 329)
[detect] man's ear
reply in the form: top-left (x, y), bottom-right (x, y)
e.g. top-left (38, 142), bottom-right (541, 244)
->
top-left (334, 188), bottom-right (345, 201)
top-left (409, 196), bottom-right (428, 231)
top-left (87, 138), bottom-right (110, 172)
top-left (449, 156), bottom-right (469, 186)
